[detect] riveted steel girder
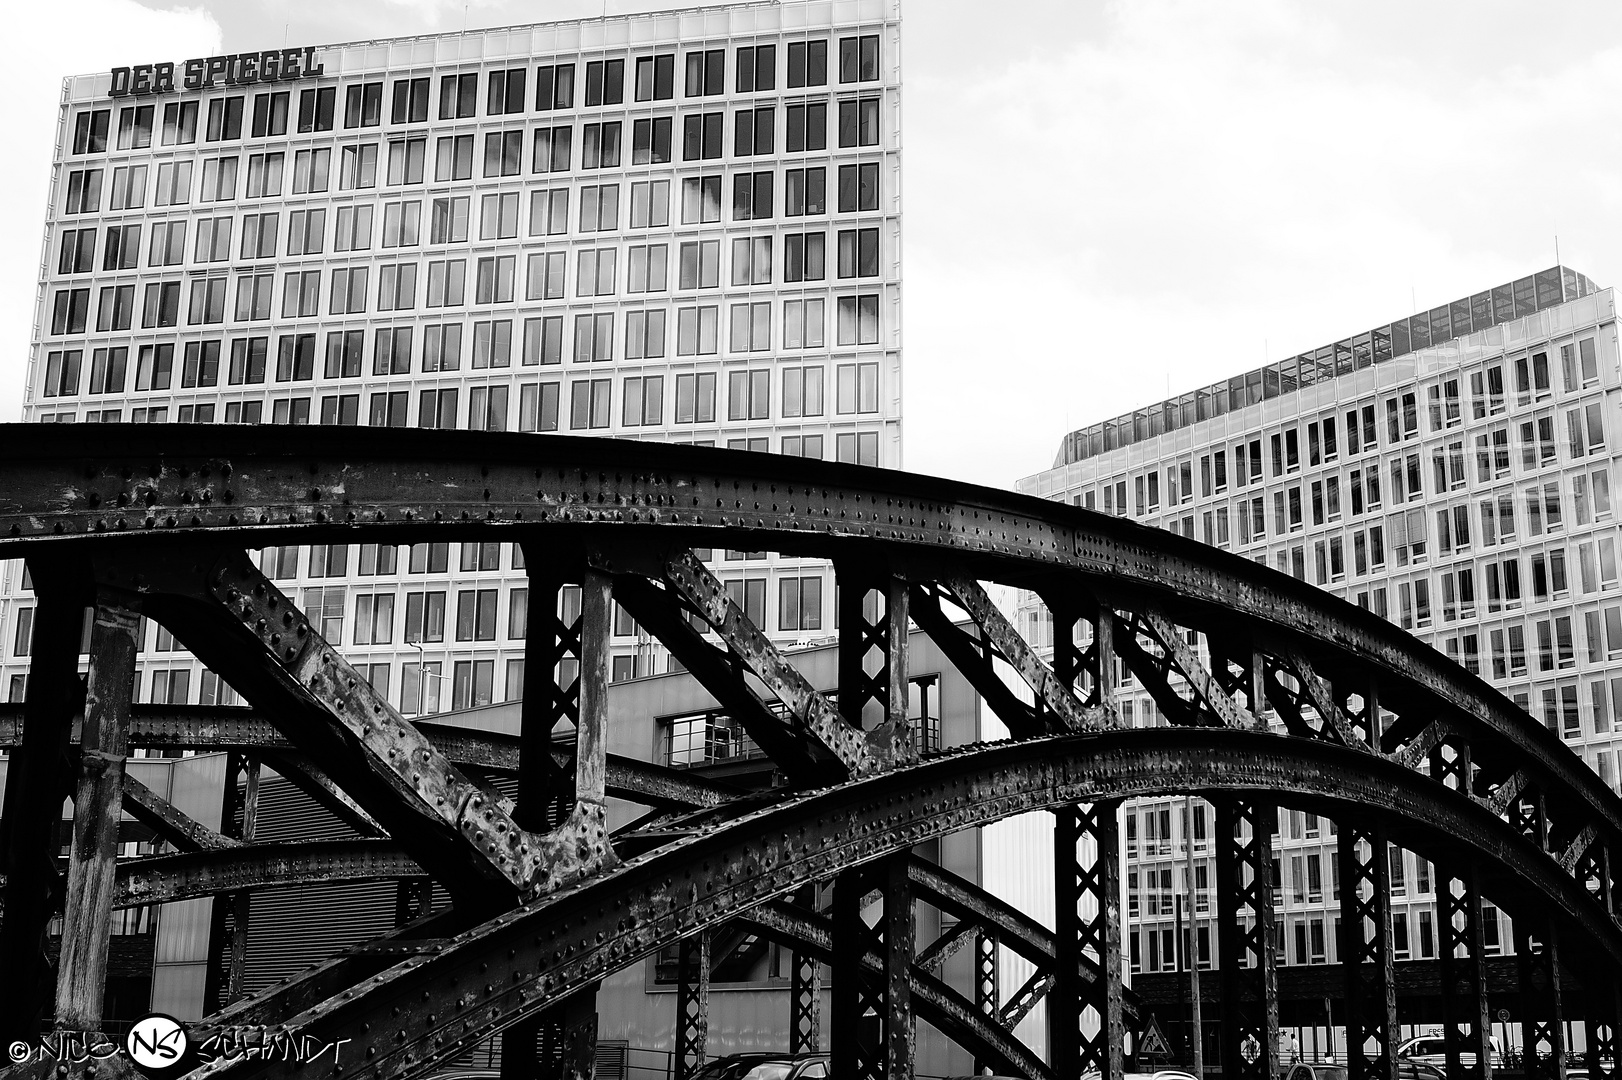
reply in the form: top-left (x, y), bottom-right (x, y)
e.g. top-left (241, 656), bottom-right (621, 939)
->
top-left (138, 728), bottom-right (1622, 1080)
top-left (6, 430), bottom-right (1622, 1077)
top-left (4, 428), bottom-right (1619, 884)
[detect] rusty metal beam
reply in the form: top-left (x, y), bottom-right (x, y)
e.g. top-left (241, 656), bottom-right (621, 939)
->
top-left (1124, 608), bottom-right (1260, 729)
top-left (0, 561), bottom-right (86, 1048)
top-left (56, 589), bottom-right (141, 1032)
top-left (2, 431), bottom-right (1622, 1080)
top-left (122, 771), bottom-right (239, 853)
top-left (662, 548), bottom-right (880, 776)
top-left (260, 753), bottom-right (387, 838)
top-left (906, 582), bottom-right (1049, 737)
top-left (940, 572), bottom-right (1109, 732)
top-left (609, 569), bottom-right (838, 787)
top-left (150, 727), bottom-right (1622, 1080)
top-left (116, 839), bottom-right (420, 908)
top-left (1, 708), bottom-right (739, 811)
top-left (0, 426), bottom-right (1617, 864)
top-left (743, 900), bottom-right (1053, 1080)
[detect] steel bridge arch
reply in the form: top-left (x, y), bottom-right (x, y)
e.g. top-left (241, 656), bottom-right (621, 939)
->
top-left (163, 728), bottom-right (1616, 1080)
top-left (0, 426), bottom-right (1620, 1080)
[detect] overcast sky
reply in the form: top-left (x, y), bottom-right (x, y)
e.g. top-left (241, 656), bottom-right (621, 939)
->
top-left (7, 0), bottom-right (1622, 491)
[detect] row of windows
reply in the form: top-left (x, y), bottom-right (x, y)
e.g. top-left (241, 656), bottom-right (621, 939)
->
top-left (43, 381), bottom-right (886, 461)
top-left (42, 355), bottom-right (880, 422)
top-left (53, 218), bottom-right (883, 313)
top-left (60, 100), bottom-right (883, 214)
top-left (1076, 338), bottom-right (1603, 511)
top-left (1100, 415), bottom-right (1608, 534)
top-left (50, 254), bottom-right (879, 341)
top-left (38, 294), bottom-right (884, 400)
top-left (69, 37), bottom-right (884, 155)
top-left (57, 167), bottom-right (880, 257)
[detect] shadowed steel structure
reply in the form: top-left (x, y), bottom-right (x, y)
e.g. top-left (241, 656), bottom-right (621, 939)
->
top-left (1, 425), bottom-right (1620, 1080)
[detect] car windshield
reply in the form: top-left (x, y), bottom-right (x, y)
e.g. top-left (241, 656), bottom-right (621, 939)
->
top-left (1313, 1068), bottom-right (1349, 1080)
top-left (740, 1066), bottom-right (792, 1080)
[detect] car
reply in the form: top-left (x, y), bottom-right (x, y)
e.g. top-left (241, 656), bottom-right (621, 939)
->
top-left (1286, 1065), bottom-right (1347, 1080)
top-left (1396, 1031), bottom-right (1501, 1071)
top-left (1081, 1071), bottom-right (1198, 1080)
top-left (689, 1053), bottom-right (831, 1080)
top-left (1395, 1061), bottom-right (1446, 1080)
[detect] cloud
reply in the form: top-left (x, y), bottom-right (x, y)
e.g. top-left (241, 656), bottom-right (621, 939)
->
top-left (0, 1), bottom-right (221, 423)
top-left (902, 0), bottom-right (1622, 488)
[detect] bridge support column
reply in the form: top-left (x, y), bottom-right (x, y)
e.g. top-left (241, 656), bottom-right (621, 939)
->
top-left (1436, 861), bottom-right (1491, 1080)
top-left (507, 558), bottom-right (599, 1080)
top-left (832, 860), bottom-right (914, 1080)
top-left (56, 589), bottom-right (142, 1032)
top-left (1337, 820), bottom-right (1397, 1080)
top-left (837, 566), bottom-right (913, 760)
top-left (1516, 918), bottom-right (1564, 1080)
top-left (0, 563), bottom-right (86, 1047)
top-left (204, 753), bottom-right (260, 1013)
top-left (1585, 985), bottom-right (1621, 1080)
top-left (973, 930), bottom-right (999, 1075)
top-left (675, 932), bottom-right (710, 1080)
top-left (1051, 801), bottom-right (1125, 1080)
top-left (1215, 798), bottom-right (1278, 1080)
top-left (791, 886), bottom-right (823, 1054)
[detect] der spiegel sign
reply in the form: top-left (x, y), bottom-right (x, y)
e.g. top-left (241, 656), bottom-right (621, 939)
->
top-left (109, 48), bottom-right (326, 97)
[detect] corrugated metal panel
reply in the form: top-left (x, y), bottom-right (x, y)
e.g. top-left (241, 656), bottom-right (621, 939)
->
top-left (252, 769), bottom-right (363, 842)
top-left (240, 771), bottom-right (397, 995)
top-left (243, 880), bottom-right (398, 995)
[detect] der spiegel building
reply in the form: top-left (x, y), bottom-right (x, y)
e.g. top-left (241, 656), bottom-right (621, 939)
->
top-left (13, 0), bottom-right (901, 713)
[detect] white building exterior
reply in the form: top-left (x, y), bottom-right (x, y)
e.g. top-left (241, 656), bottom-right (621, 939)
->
top-left (1018, 269), bottom-right (1617, 1006)
top-left (7, 0), bottom-right (903, 721)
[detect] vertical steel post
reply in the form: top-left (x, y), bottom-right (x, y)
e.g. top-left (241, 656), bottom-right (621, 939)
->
top-left (831, 865), bottom-right (914, 1080)
top-left (0, 564), bottom-right (86, 1046)
top-left (837, 567), bottom-right (912, 761)
top-left (1515, 919), bottom-right (1564, 1080)
top-left (223, 757), bottom-right (259, 1004)
top-left (1215, 799), bottom-right (1278, 1080)
top-left (973, 931), bottom-right (1000, 1075)
top-left (791, 885), bottom-right (823, 1055)
top-left (883, 857), bottom-right (916, 1080)
top-left (832, 872), bottom-right (871, 1080)
top-left (1052, 801), bottom-right (1125, 1080)
top-left (507, 562), bottom-right (607, 1080)
top-left (1584, 985), bottom-right (1620, 1080)
top-left (1436, 861), bottom-right (1491, 1080)
top-left (55, 589), bottom-right (141, 1031)
top-left (1337, 821), bottom-right (1397, 1080)
top-left (675, 932), bottom-right (710, 1080)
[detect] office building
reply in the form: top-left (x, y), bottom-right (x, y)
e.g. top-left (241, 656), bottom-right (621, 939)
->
top-left (1018, 266), bottom-right (1618, 1027)
top-left (9, 0), bottom-right (902, 715)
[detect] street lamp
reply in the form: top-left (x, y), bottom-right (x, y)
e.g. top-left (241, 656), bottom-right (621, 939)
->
top-left (408, 639), bottom-right (445, 716)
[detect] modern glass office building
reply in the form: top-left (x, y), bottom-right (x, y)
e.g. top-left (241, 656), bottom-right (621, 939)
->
top-left (1019, 267), bottom-right (1619, 1025)
top-left (5, 0), bottom-right (902, 715)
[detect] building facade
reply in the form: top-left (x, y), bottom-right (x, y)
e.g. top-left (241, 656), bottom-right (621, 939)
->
top-left (1018, 267), bottom-right (1618, 1028)
top-left (7, 0), bottom-right (902, 715)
